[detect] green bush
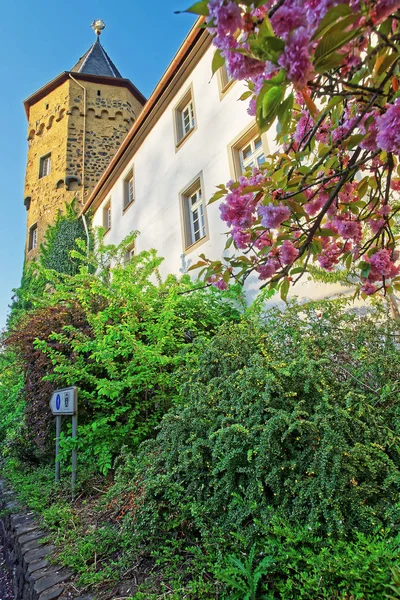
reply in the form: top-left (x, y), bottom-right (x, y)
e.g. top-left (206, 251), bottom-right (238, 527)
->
top-left (109, 300), bottom-right (400, 596)
top-left (0, 348), bottom-right (25, 453)
top-left (6, 232), bottom-right (243, 474)
top-left (218, 523), bottom-right (400, 599)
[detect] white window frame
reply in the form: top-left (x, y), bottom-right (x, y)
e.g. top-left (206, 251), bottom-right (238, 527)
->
top-left (174, 85), bottom-right (197, 148)
top-left (103, 199), bottom-right (111, 232)
top-left (228, 124), bottom-right (269, 180)
top-left (180, 174), bottom-right (209, 252)
top-left (28, 223), bottom-right (38, 251)
top-left (188, 187), bottom-right (206, 246)
top-left (39, 153), bottom-right (51, 179)
top-left (181, 100), bottom-right (195, 137)
top-left (123, 168), bottom-right (135, 211)
top-left (239, 135), bottom-right (266, 173)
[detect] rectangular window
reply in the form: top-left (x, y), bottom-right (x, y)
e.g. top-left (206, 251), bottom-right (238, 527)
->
top-left (39, 153), bottom-right (51, 178)
top-left (181, 101), bottom-right (195, 137)
top-left (218, 65), bottom-right (234, 97)
top-left (229, 125), bottom-right (268, 180)
top-left (124, 242), bottom-right (135, 263)
top-left (103, 200), bottom-right (111, 232)
top-left (181, 176), bottom-right (208, 250)
top-left (239, 135), bottom-right (266, 173)
top-left (28, 223), bottom-right (38, 251)
top-left (188, 187), bottom-right (206, 245)
top-left (174, 86), bottom-right (197, 147)
top-left (123, 169), bottom-right (135, 211)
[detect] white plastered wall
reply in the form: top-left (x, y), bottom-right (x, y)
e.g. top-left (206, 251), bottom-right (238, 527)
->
top-left (92, 44), bottom-right (349, 304)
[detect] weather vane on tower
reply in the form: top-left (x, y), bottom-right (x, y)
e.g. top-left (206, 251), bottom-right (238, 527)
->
top-left (91, 20), bottom-right (106, 37)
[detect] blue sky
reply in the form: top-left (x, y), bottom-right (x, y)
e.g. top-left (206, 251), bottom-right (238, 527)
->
top-left (0, 0), bottom-right (196, 330)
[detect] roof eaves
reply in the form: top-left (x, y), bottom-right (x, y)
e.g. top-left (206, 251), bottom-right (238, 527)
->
top-left (81, 16), bottom-right (206, 215)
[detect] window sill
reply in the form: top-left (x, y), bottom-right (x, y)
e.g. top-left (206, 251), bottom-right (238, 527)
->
top-left (184, 233), bottom-right (209, 254)
top-left (123, 200), bottom-right (134, 214)
top-left (175, 125), bottom-right (196, 152)
top-left (219, 78), bottom-right (235, 99)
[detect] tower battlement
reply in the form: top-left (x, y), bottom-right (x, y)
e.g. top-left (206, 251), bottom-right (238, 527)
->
top-left (23, 25), bottom-right (146, 259)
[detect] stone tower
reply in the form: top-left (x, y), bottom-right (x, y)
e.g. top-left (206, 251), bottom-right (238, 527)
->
top-left (23, 22), bottom-right (146, 259)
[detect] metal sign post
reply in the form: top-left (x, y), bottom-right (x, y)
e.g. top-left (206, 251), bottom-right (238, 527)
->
top-left (55, 416), bottom-right (61, 483)
top-left (50, 386), bottom-right (78, 495)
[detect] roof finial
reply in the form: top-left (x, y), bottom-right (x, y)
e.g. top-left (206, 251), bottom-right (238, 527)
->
top-left (91, 20), bottom-right (106, 37)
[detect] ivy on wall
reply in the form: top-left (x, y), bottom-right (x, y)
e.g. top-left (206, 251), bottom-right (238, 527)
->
top-left (40, 200), bottom-right (90, 276)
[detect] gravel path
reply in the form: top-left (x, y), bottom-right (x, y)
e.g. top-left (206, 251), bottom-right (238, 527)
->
top-left (0, 543), bottom-right (13, 599)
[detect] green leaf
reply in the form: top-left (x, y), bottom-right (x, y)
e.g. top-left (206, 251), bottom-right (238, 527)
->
top-left (359, 261), bottom-right (371, 279)
top-left (250, 35), bottom-right (284, 62)
top-left (258, 85), bottom-right (284, 132)
top-left (314, 29), bottom-right (360, 71)
top-left (357, 177), bottom-right (369, 199)
top-left (239, 91), bottom-right (253, 101)
top-left (188, 260), bottom-right (208, 271)
top-left (208, 190), bottom-right (226, 204)
top-left (324, 13), bottom-right (359, 37)
top-left (325, 95), bottom-right (344, 111)
top-left (314, 52), bottom-right (346, 73)
top-left (223, 270), bottom-right (231, 283)
top-left (277, 93), bottom-right (294, 136)
top-left (178, 1), bottom-right (209, 16)
top-left (280, 279), bottom-right (290, 302)
top-left (269, 69), bottom-right (286, 85)
top-left (313, 4), bottom-right (353, 39)
top-left (319, 228), bottom-right (338, 237)
top-left (343, 134), bottom-right (366, 149)
top-left (212, 49), bottom-right (225, 75)
top-left (375, 52), bottom-right (398, 77)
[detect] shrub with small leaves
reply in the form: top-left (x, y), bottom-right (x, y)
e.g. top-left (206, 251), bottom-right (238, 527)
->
top-left (108, 300), bottom-right (400, 596)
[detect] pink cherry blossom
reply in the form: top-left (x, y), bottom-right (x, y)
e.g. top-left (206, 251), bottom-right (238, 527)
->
top-left (376, 99), bottom-right (400, 155)
top-left (371, 0), bottom-right (400, 24)
top-left (256, 258), bottom-right (280, 280)
top-left (278, 27), bottom-right (314, 88)
top-left (208, 0), bottom-right (243, 35)
top-left (333, 216), bottom-right (362, 243)
top-left (369, 249), bottom-right (398, 277)
top-left (279, 240), bottom-right (299, 264)
top-left (318, 242), bottom-right (342, 270)
top-left (231, 227), bottom-right (251, 249)
top-left (271, 4), bottom-right (307, 39)
top-left (361, 281), bottom-right (377, 295)
top-left (258, 204), bottom-right (291, 229)
top-left (208, 274), bottom-right (229, 290)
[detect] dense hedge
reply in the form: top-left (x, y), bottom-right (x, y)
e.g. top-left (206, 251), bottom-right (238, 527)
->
top-left (108, 300), bottom-right (400, 597)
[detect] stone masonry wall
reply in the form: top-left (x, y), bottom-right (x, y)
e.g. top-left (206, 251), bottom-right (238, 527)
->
top-left (0, 481), bottom-right (92, 600)
top-left (66, 80), bottom-right (142, 195)
top-left (24, 81), bottom-right (72, 260)
top-left (24, 78), bottom-right (144, 261)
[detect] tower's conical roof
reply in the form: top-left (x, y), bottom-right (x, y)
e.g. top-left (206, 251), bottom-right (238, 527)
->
top-left (71, 37), bottom-right (123, 78)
